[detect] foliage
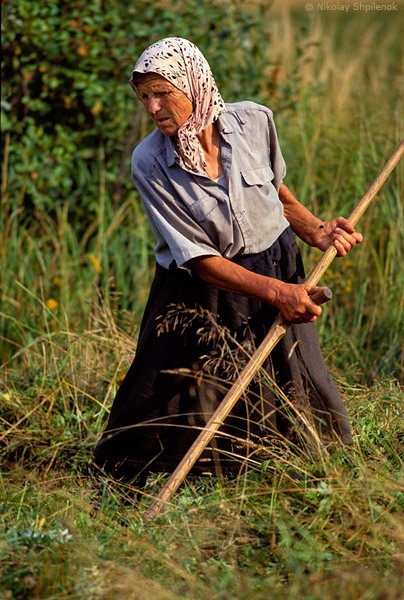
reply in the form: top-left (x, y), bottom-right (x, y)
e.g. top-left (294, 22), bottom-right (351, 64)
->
top-left (1, 0), bottom-right (272, 223)
top-left (1, 0), bottom-right (276, 361)
top-left (2, 0), bottom-right (403, 379)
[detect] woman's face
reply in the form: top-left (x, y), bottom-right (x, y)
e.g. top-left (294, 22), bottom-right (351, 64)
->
top-left (134, 73), bottom-right (193, 136)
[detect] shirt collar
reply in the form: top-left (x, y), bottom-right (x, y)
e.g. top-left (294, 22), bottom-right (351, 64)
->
top-left (165, 135), bottom-right (180, 167)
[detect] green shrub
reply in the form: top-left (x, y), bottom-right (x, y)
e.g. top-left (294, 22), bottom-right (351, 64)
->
top-left (1, 0), bottom-right (272, 225)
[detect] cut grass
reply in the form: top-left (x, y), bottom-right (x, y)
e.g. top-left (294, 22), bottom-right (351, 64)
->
top-left (1, 295), bottom-right (403, 598)
top-left (1, 380), bottom-right (403, 599)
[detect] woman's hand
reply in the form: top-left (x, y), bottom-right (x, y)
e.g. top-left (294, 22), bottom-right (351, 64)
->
top-left (312, 217), bottom-right (363, 257)
top-left (272, 282), bottom-right (325, 324)
top-left (278, 185), bottom-right (363, 256)
top-left (191, 256), bottom-right (327, 324)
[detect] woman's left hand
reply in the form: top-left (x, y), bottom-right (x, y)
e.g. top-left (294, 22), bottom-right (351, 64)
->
top-left (313, 217), bottom-right (363, 257)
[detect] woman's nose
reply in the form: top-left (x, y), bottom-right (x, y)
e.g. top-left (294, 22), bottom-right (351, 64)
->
top-left (146, 95), bottom-right (161, 114)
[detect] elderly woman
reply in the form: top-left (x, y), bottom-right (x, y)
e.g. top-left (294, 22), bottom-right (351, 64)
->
top-left (94, 38), bottom-right (362, 486)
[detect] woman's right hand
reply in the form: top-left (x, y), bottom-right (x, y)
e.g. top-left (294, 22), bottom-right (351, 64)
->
top-left (190, 256), bottom-right (325, 324)
top-left (271, 282), bottom-right (324, 323)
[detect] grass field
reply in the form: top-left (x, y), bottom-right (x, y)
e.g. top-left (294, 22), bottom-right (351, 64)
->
top-left (1, 1), bottom-right (403, 598)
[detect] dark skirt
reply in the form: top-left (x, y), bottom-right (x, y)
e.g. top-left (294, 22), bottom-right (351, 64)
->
top-left (94, 228), bottom-right (352, 481)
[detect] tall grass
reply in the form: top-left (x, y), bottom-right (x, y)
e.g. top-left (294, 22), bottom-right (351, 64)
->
top-left (1, 2), bottom-right (404, 599)
top-left (2, 1), bottom-right (402, 381)
top-left (262, 3), bottom-right (404, 382)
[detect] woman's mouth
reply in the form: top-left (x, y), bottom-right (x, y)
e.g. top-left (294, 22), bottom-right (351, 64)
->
top-left (157, 117), bottom-right (170, 126)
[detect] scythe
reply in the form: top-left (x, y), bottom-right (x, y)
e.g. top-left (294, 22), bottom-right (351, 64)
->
top-left (143, 138), bottom-right (404, 521)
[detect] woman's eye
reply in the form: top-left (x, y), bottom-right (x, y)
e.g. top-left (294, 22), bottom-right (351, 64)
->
top-left (138, 90), bottom-right (171, 101)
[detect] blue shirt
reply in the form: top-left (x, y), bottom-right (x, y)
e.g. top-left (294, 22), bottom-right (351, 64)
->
top-left (131, 101), bottom-right (289, 269)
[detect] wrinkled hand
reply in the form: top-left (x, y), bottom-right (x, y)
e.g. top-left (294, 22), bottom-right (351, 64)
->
top-left (313, 217), bottom-right (363, 257)
top-left (273, 283), bottom-right (326, 324)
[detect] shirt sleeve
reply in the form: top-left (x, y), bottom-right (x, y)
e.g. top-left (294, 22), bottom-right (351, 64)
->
top-left (267, 109), bottom-right (286, 191)
top-left (132, 153), bottom-right (222, 269)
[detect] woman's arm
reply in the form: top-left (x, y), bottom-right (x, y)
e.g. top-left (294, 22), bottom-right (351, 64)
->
top-left (189, 255), bottom-right (324, 323)
top-left (279, 183), bottom-right (363, 256)
top-left (190, 183), bottom-right (363, 323)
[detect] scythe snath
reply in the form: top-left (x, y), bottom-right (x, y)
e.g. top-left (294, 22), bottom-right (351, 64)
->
top-left (143, 138), bottom-right (404, 521)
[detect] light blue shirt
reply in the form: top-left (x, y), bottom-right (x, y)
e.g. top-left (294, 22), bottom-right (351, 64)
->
top-left (131, 101), bottom-right (290, 269)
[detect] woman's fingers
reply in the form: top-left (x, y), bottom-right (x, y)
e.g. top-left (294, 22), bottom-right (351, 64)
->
top-left (331, 224), bottom-right (363, 256)
top-left (277, 284), bottom-right (324, 323)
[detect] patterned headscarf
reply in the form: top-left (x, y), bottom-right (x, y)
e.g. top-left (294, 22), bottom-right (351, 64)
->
top-left (130, 37), bottom-right (226, 174)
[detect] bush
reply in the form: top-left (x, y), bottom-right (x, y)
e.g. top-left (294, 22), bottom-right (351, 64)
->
top-left (1, 0), bottom-right (272, 227)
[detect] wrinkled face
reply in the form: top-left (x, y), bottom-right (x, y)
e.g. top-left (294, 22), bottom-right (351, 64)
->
top-left (134, 73), bottom-right (193, 136)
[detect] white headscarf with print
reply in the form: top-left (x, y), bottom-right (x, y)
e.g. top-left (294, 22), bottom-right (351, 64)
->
top-left (130, 37), bottom-right (226, 174)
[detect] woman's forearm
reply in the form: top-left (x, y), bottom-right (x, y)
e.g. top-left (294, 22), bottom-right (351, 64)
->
top-left (190, 255), bottom-right (281, 304)
top-left (278, 183), bottom-right (323, 246)
top-left (278, 183), bottom-right (363, 255)
top-left (189, 255), bottom-right (323, 323)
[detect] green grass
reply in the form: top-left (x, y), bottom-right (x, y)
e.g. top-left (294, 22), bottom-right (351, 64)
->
top-left (1, 286), bottom-right (403, 599)
top-left (1, 382), bottom-right (403, 599)
top-left (1, 1), bottom-right (404, 598)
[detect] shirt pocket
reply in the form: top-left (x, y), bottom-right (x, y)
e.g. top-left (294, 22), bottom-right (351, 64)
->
top-left (188, 194), bottom-right (219, 222)
top-left (241, 166), bottom-right (274, 186)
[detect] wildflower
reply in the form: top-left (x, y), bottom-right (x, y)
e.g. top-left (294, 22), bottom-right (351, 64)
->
top-left (46, 298), bottom-right (58, 310)
top-left (35, 516), bottom-right (46, 530)
top-left (87, 253), bottom-right (102, 274)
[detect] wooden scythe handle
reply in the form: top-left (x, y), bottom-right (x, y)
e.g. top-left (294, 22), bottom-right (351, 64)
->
top-left (304, 138), bottom-right (404, 286)
top-left (143, 138), bottom-right (404, 521)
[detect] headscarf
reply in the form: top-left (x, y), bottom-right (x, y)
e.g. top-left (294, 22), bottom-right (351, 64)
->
top-left (130, 37), bottom-right (226, 174)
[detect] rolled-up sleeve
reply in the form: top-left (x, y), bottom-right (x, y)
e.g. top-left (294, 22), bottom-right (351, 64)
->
top-left (132, 152), bottom-right (223, 269)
